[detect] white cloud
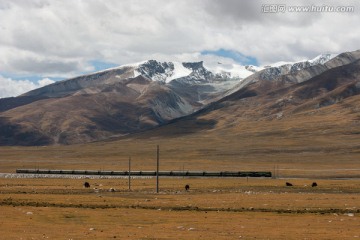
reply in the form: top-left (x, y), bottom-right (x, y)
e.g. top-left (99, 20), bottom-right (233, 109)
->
top-left (0, 75), bottom-right (55, 98)
top-left (0, 0), bottom-right (359, 79)
top-left (38, 77), bottom-right (55, 86)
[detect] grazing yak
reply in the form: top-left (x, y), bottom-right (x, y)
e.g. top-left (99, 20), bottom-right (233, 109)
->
top-left (311, 182), bottom-right (318, 187)
top-left (285, 182), bottom-right (293, 186)
top-left (185, 184), bottom-right (190, 191)
top-left (84, 182), bottom-right (90, 188)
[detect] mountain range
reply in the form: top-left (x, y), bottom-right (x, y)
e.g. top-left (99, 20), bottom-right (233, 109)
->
top-left (0, 50), bottom-right (359, 146)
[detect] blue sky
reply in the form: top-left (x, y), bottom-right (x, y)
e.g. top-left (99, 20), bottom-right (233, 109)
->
top-left (89, 60), bottom-right (119, 73)
top-left (0, 60), bottom-right (119, 84)
top-left (201, 49), bottom-right (258, 66)
top-left (0, 73), bottom-right (63, 83)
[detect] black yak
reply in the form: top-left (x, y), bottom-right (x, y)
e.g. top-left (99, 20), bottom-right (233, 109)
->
top-left (185, 184), bottom-right (190, 191)
top-left (84, 182), bottom-right (90, 188)
top-left (311, 182), bottom-right (318, 187)
top-left (285, 182), bottom-right (293, 186)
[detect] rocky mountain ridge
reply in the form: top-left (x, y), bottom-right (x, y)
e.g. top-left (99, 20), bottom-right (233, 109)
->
top-left (0, 50), bottom-right (358, 145)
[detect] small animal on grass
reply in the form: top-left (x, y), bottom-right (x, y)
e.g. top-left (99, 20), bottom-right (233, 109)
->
top-left (311, 182), bottom-right (318, 187)
top-left (285, 182), bottom-right (293, 186)
top-left (185, 184), bottom-right (190, 191)
top-left (84, 182), bottom-right (90, 188)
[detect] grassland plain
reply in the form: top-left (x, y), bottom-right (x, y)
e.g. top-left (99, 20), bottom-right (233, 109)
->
top-left (0, 178), bottom-right (360, 239)
top-left (0, 88), bottom-right (359, 239)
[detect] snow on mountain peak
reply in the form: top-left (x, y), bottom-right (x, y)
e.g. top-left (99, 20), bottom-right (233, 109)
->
top-left (94, 52), bottom-right (338, 86)
top-left (308, 53), bottom-right (338, 65)
top-left (256, 53), bottom-right (339, 81)
top-left (133, 60), bottom-right (205, 83)
top-left (134, 60), bottom-right (175, 82)
top-left (133, 60), bottom-right (251, 84)
top-left (168, 62), bottom-right (192, 81)
top-left (267, 53), bottom-right (337, 69)
top-left (204, 62), bottom-right (255, 79)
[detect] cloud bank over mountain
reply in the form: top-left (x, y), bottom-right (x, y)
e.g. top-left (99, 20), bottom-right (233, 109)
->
top-left (0, 0), bottom-right (359, 97)
top-left (0, 75), bottom-right (54, 98)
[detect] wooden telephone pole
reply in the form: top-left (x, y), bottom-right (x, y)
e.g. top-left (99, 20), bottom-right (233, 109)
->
top-left (156, 145), bottom-right (159, 193)
top-left (128, 156), bottom-right (131, 190)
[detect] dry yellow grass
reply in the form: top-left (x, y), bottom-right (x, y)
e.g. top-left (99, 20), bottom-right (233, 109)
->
top-left (0, 86), bottom-right (359, 238)
top-left (1, 178), bottom-right (360, 239)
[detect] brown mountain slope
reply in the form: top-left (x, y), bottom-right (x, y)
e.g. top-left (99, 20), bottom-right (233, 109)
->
top-left (120, 58), bottom-right (360, 162)
top-left (0, 76), bottom-right (195, 145)
top-left (210, 58), bottom-right (360, 120)
top-left (0, 60), bottom-right (244, 146)
top-left (223, 50), bottom-right (360, 100)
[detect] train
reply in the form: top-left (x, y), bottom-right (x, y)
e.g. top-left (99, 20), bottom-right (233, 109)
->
top-left (16, 169), bottom-right (272, 177)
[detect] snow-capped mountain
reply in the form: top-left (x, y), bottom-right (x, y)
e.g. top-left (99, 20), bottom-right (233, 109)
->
top-left (134, 60), bottom-right (215, 84)
top-left (255, 53), bottom-right (338, 81)
top-left (130, 53), bottom-right (338, 85)
top-left (2, 50), bottom-right (354, 146)
top-left (220, 52), bottom-right (357, 102)
top-left (132, 60), bottom-right (256, 85)
top-left (134, 60), bottom-right (177, 82)
top-left (23, 53), bottom-right (337, 99)
top-left (308, 53), bottom-right (338, 65)
top-left (266, 53), bottom-right (337, 68)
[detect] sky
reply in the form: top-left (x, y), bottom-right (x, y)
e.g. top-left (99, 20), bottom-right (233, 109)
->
top-left (0, 0), bottom-right (359, 98)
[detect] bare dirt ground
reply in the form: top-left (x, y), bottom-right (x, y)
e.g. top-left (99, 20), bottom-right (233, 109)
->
top-left (1, 177), bottom-right (359, 239)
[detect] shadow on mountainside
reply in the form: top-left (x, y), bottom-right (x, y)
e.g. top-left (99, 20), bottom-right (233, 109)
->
top-left (0, 117), bottom-right (53, 146)
top-left (0, 95), bottom-right (50, 112)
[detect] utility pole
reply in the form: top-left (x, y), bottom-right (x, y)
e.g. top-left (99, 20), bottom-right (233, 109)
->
top-left (128, 156), bottom-right (131, 191)
top-left (156, 145), bottom-right (159, 193)
top-left (273, 165), bottom-right (276, 179)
